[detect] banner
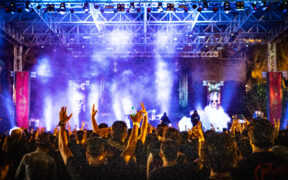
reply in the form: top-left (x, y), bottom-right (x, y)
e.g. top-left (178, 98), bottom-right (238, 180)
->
top-left (267, 72), bottom-right (282, 125)
top-left (16, 72), bottom-right (29, 128)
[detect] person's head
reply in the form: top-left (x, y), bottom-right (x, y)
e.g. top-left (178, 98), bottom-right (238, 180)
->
top-left (98, 123), bottom-right (108, 129)
top-left (202, 133), bottom-right (236, 173)
top-left (86, 137), bottom-right (107, 165)
top-left (76, 130), bottom-right (84, 142)
top-left (248, 119), bottom-right (274, 151)
top-left (163, 112), bottom-right (167, 116)
top-left (163, 127), bottom-right (182, 145)
top-left (9, 127), bottom-right (22, 141)
top-left (36, 132), bottom-right (51, 150)
top-left (111, 121), bottom-right (127, 142)
top-left (160, 140), bottom-right (179, 163)
top-left (237, 137), bottom-right (252, 160)
top-left (0, 150), bottom-right (9, 180)
top-left (156, 123), bottom-right (168, 140)
top-left (191, 112), bottom-right (200, 127)
top-left (180, 131), bottom-right (189, 143)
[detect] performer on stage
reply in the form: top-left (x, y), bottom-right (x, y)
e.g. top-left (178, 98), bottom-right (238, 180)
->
top-left (191, 110), bottom-right (200, 127)
top-left (160, 112), bottom-right (171, 126)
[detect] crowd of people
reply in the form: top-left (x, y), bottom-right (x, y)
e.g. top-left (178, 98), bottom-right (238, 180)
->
top-left (1, 102), bottom-right (288, 180)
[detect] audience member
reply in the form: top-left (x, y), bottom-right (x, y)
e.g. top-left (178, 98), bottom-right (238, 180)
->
top-left (233, 119), bottom-right (288, 180)
top-left (15, 132), bottom-right (57, 180)
top-left (1, 103), bottom-right (288, 180)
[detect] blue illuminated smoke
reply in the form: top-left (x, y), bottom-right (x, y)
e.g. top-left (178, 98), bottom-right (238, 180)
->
top-left (221, 81), bottom-right (237, 112)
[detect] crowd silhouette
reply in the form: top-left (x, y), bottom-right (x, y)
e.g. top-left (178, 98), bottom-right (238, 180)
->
top-left (1, 102), bottom-right (288, 180)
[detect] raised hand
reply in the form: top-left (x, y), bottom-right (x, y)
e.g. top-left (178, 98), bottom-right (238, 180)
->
top-left (192, 121), bottom-right (204, 142)
top-left (81, 121), bottom-right (85, 130)
top-left (140, 102), bottom-right (147, 116)
top-left (91, 104), bottom-right (99, 133)
top-left (91, 104), bottom-right (98, 117)
top-left (58, 106), bottom-right (73, 165)
top-left (59, 106), bottom-right (73, 124)
top-left (130, 110), bottom-right (143, 124)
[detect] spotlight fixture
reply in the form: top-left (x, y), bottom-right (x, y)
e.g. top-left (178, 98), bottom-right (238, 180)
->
top-left (279, 1), bottom-right (288, 13)
top-left (147, 7), bottom-right (151, 12)
top-left (47, 4), bottom-right (55, 12)
top-left (130, 2), bottom-right (135, 9)
top-left (236, 1), bottom-right (244, 10)
top-left (224, 1), bottom-right (231, 13)
top-left (59, 3), bottom-right (66, 14)
top-left (25, 1), bottom-right (31, 12)
top-left (167, 3), bottom-right (174, 11)
top-left (117, 4), bottom-right (125, 12)
top-left (70, 8), bottom-right (74, 13)
top-left (213, 7), bottom-right (218, 12)
top-left (158, 2), bottom-right (162, 9)
top-left (83, 2), bottom-right (89, 13)
top-left (179, 4), bottom-right (188, 12)
top-left (105, 4), bottom-right (114, 13)
top-left (9, 2), bottom-right (16, 14)
top-left (262, 2), bottom-right (269, 11)
top-left (36, 5), bottom-right (41, 9)
top-left (94, 4), bottom-right (100, 9)
top-left (203, 1), bottom-right (209, 10)
top-left (192, 4), bottom-right (197, 9)
top-left (251, 3), bottom-right (257, 10)
top-left (197, 7), bottom-right (202, 12)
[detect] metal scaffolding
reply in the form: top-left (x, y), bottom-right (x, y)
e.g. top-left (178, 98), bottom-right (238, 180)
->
top-left (0, 1), bottom-right (287, 50)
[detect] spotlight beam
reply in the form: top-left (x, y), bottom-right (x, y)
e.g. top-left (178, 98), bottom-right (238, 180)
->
top-left (90, 3), bottom-right (101, 32)
top-left (191, 12), bottom-right (200, 31)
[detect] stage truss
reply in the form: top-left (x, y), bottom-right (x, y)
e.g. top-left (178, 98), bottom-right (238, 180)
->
top-left (0, 1), bottom-right (287, 56)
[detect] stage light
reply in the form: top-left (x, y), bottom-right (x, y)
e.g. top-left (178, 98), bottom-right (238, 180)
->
top-left (167, 3), bottom-right (174, 11)
top-left (192, 4), bottom-right (197, 9)
top-left (9, 2), bottom-right (16, 14)
top-left (203, 1), bottom-right (209, 10)
top-left (25, 1), bottom-right (31, 12)
top-left (147, 7), bottom-right (151, 12)
top-left (47, 4), bottom-right (55, 12)
top-left (59, 3), bottom-right (66, 14)
top-left (70, 8), bottom-right (74, 13)
top-left (279, 1), bottom-right (288, 13)
top-left (36, 5), bottom-right (41, 9)
top-left (130, 2), bottom-right (135, 9)
top-left (136, 8), bottom-right (141, 13)
top-left (224, 1), bottom-right (231, 13)
top-left (158, 2), bottom-right (162, 9)
top-left (260, 1), bottom-right (267, 10)
top-left (178, 4), bottom-right (188, 12)
top-left (213, 7), bottom-right (218, 12)
top-left (251, 3), bottom-right (257, 10)
top-left (236, 1), bottom-right (244, 10)
top-left (197, 7), bottom-right (202, 12)
top-left (94, 4), bottom-right (99, 9)
top-left (83, 2), bottom-right (89, 13)
top-left (117, 4), bottom-right (125, 12)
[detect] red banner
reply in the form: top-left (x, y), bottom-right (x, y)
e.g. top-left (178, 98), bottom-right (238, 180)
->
top-left (16, 72), bottom-right (29, 128)
top-left (267, 72), bottom-right (282, 125)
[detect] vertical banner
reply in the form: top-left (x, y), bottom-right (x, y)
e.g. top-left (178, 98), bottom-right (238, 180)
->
top-left (16, 72), bottom-right (29, 128)
top-left (267, 72), bottom-right (282, 125)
